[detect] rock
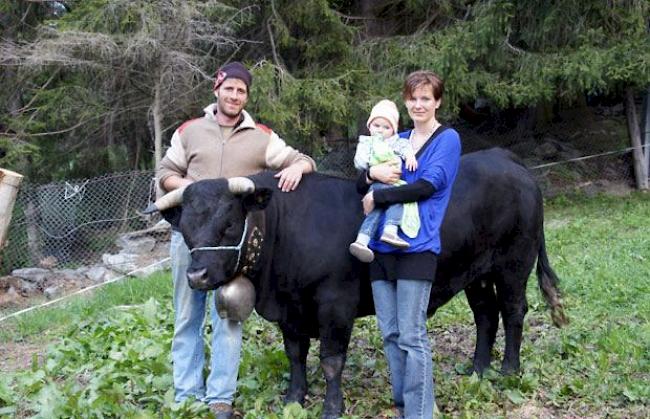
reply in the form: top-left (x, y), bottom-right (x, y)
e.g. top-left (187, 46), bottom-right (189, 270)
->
top-left (16, 279), bottom-right (39, 296)
top-left (11, 268), bottom-right (50, 287)
top-left (509, 140), bottom-right (538, 158)
top-left (38, 256), bottom-right (58, 269)
top-left (102, 252), bottom-right (139, 274)
top-left (84, 266), bottom-right (119, 283)
top-left (534, 141), bottom-right (561, 159)
top-left (116, 236), bottom-right (156, 253)
top-left (0, 286), bottom-right (23, 307)
top-left (132, 259), bottom-right (171, 277)
top-left (57, 268), bottom-right (84, 281)
top-left (44, 286), bottom-right (62, 300)
top-left (0, 275), bottom-right (19, 291)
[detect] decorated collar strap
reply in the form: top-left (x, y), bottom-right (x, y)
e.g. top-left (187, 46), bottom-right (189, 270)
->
top-left (190, 218), bottom-right (249, 274)
top-left (188, 214), bottom-right (265, 277)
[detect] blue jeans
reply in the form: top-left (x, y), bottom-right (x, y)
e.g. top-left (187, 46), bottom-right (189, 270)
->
top-left (372, 279), bottom-right (434, 419)
top-left (359, 182), bottom-right (403, 238)
top-left (170, 231), bottom-right (243, 405)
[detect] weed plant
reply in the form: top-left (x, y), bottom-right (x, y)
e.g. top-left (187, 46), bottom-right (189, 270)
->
top-left (1, 193), bottom-right (648, 418)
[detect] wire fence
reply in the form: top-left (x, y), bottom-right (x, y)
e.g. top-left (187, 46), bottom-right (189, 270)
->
top-left (0, 145), bottom-right (641, 276)
top-left (1, 171), bottom-right (161, 275)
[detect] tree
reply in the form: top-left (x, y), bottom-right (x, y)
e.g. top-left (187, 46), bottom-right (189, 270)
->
top-left (2, 0), bottom-right (247, 181)
top-left (1, 0), bottom-right (649, 183)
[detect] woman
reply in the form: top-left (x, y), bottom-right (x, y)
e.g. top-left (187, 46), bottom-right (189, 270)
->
top-left (357, 70), bottom-right (461, 418)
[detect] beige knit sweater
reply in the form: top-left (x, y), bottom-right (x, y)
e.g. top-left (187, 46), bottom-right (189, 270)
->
top-left (157, 104), bottom-right (316, 192)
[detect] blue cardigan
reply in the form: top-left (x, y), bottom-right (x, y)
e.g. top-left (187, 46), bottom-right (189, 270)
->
top-left (369, 127), bottom-right (461, 255)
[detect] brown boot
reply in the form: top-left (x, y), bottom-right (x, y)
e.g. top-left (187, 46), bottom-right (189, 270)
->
top-left (209, 402), bottom-right (233, 419)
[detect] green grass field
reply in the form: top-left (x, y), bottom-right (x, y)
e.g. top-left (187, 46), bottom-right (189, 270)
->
top-left (1, 193), bottom-right (648, 418)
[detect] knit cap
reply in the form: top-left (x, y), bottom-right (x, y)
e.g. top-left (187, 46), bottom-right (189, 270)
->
top-left (213, 62), bottom-right (253, 91)
top-left (366, 99), bottom-right (399, 135)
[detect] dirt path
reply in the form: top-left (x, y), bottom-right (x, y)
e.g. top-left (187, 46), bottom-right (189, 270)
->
top-left (0, 340), bottom-right (44, 373)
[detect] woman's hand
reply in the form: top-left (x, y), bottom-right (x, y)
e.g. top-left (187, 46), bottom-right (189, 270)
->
top-left (362, 191), bottom-right (375, 215)
top-left (369, 162), bottom-right (401, 184)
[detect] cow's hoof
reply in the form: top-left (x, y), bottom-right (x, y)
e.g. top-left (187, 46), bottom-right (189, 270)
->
top-left (284, 392), bottom-right (306, 406)
top-left (321, 402), bottom-right (343, 419)
top-left (500, 363), bottom-right (520, 376)
top-left (471, 362), bottom-right (491, 377)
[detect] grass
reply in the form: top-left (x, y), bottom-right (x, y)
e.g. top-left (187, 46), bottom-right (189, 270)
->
top-left (1, 192), bottom-right (649, 418)
top-left (0, 271), bottom-right (172, 343)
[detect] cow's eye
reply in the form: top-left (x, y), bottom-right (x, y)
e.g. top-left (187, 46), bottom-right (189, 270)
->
top-left (225, 222), bottom-right (239, 235)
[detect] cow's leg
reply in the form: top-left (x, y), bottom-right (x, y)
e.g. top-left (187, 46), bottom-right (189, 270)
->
top-left (320, 353), bottom-right (346, 419)
top-left (495, 275), bottom-right (529, 375)
top-left (317, 300), bottom-right (354, 419)
top-left (465, 278), bottom-right (499, 375)
top-left (281, 327), bottom-right (310, 405)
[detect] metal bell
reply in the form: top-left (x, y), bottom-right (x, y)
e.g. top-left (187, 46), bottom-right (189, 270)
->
top-left (216, 275), bottom-right (256, 322)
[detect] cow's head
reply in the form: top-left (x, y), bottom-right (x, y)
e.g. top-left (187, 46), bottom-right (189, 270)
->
top-left (146, 177), bottom-right (271, 290)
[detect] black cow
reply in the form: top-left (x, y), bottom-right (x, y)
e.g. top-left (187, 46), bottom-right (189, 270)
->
top-left (155, 147), bottom-right (567, 419)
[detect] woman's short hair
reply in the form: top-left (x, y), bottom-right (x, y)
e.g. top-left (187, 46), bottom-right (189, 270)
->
top-left (402, 70), bottom-right (444, 101)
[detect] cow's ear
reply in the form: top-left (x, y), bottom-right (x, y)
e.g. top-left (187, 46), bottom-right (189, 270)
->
top-left (242, 188), bottom-right (272, 211)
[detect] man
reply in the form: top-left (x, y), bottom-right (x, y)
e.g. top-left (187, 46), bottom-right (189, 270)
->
top-left (157, 61), bottom-right (316, 419)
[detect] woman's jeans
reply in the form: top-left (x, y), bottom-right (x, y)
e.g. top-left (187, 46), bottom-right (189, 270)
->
top-left (170, 230), bottom-right (243, 405)
top-left (359, 182), bottom-right (403, 238)
top-left (372, 279), bottom-right (434, 419)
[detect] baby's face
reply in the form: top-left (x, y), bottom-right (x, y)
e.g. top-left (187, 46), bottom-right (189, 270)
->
top-left (368, 117), bottom-right (395, 139)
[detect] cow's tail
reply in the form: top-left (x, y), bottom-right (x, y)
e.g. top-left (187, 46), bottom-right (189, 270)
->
top-left (536, 230), bottom-right (569, 327)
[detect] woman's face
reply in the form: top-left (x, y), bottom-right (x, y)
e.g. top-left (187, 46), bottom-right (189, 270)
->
top-left (405, 84), bottom-right (441, 125)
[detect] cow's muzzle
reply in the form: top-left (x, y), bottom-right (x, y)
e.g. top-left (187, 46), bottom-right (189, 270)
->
top-left (187, 267), bottom-right (211, 290)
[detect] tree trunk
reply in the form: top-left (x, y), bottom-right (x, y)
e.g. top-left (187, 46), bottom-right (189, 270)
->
top-left (152, 82), bottom-right (163, 169)
top-left (3, 15), bottom-right (23, 118)
top-left (358, 0), bottom-right (383, 36)
top-left (624, 88), bottom-right (648, 190)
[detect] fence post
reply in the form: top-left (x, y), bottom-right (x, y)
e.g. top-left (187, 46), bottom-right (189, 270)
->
top-left (625, 88), bottom-right (649, 190)
top-left (0, 168), bottom-right (24, 254)
top-left (642, 87), bottom-right (650, 181)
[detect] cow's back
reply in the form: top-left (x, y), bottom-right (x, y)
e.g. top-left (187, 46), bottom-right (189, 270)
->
top-left (249, 172), bottom-right (374, 329)
top-left (432, 148), bottom-right (544, 310)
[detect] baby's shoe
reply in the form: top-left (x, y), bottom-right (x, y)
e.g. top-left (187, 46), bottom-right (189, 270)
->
top-left (349, 242), bottom-right (374, 263)
top-left (380, 231), bottom-right (409, 249)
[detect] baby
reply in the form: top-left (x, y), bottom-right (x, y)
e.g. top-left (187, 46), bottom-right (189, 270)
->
top-left (349, 99), bottom-right (419, 263)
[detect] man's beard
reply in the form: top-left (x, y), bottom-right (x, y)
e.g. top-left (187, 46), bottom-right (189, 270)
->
top-left (218, 100), bottom-right (243, 118)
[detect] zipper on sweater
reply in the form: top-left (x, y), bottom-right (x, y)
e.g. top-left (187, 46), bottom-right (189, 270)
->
top-left (218, 138), bottom-right (226, 177)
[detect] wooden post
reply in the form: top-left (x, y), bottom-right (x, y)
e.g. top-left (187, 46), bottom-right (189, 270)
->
top-left (625, 89), bottom-right (648, 190)
top-left (642, 87), bottom-right (650, 180)
top-left (0, 168), bottom-right (24, 251)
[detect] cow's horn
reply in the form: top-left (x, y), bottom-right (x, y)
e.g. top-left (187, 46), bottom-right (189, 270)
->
top-left (141, 186), bottom-right (186, 214)
top-left (228, 177), bottom-right (255, 194)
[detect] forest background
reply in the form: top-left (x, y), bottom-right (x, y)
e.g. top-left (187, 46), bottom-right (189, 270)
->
top-left (0, 0), bottom-right (649, 184)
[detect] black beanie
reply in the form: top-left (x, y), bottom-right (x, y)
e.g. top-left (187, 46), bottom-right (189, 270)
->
top-left (213, 62), bottom-right (252, 91)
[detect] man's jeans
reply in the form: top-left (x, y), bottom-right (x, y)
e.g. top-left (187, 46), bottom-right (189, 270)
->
top-left (371, 279), bottom-right (434, 419)
top-left (359, 182), bottom-right (403, 238)
top-left (170, 231), bottom-right (243, 405)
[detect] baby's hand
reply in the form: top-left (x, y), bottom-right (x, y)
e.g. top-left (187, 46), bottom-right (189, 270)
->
top-left (405, 155), bottom-right (418, 171)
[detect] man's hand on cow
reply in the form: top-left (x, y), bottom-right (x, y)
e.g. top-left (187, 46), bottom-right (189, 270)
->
top-left (362, 191), bottom-right (375, 215)
top-left (275, 163), bottom-right (303, 192)
top-left (369, 162), bottom-right (401, 184)
top-left (162, 175), bottom-right (194, 192)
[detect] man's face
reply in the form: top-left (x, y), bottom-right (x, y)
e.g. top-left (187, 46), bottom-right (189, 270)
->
top-left (215, 78), bottom-right (248, 118)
